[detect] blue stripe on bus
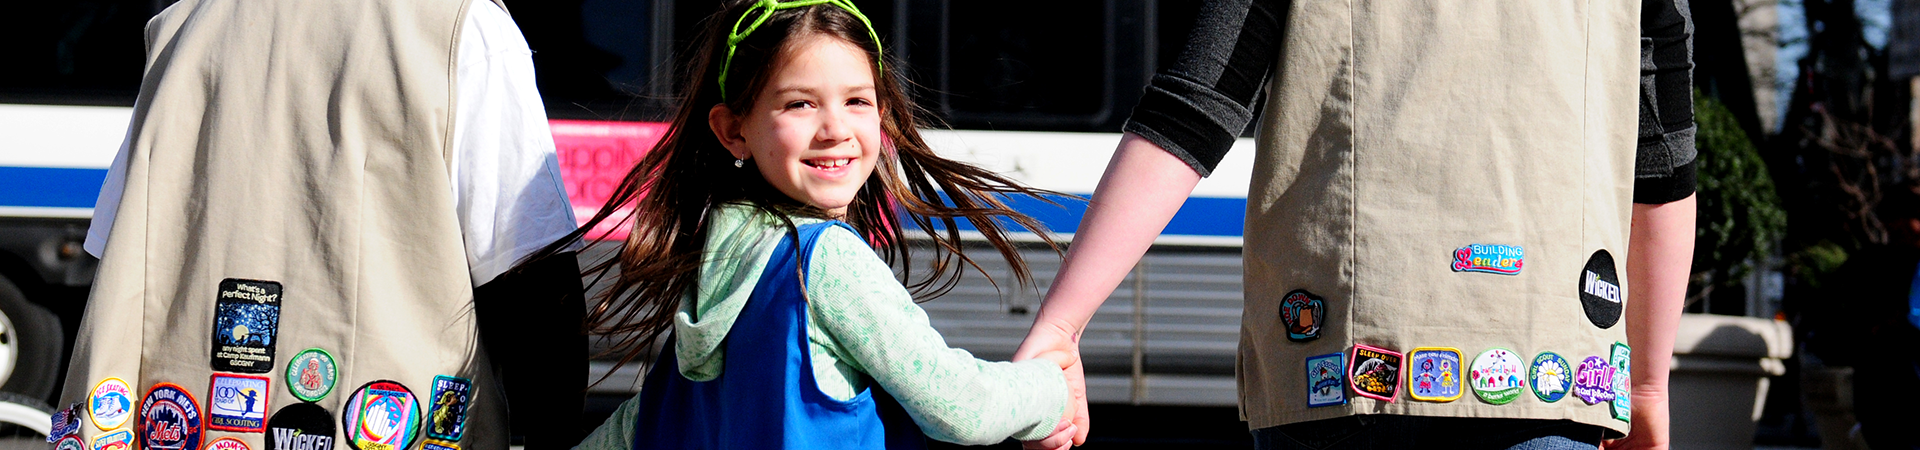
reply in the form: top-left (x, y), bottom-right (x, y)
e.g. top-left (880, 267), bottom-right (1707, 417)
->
top-left (0, 166), bottom-right (107, 209)
top-left (917, 193), bottom-right (1246, 238)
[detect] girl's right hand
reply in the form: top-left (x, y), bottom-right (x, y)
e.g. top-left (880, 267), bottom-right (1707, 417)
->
top-left (1015, 324), bottom-right (1087, 450)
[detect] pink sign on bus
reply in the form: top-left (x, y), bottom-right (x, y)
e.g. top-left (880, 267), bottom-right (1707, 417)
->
top-left (549, 119), bottom-right (669, 241)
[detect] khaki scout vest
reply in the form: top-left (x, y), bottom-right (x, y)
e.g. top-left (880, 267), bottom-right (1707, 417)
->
top-left (59, 0), bottom-right (512, 448)
top-left (1238, 1), bottom-right (1640, 436)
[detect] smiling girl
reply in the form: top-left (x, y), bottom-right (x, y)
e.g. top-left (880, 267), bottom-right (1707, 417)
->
top-left (559, 1), bottom-right (1074, 448)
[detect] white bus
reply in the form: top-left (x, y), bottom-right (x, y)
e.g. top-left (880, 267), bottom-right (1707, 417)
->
top-left (0, 0), bottom-right (1257, 420)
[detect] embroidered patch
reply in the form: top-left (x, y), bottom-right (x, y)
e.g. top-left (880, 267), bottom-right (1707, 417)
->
top-left (286, 348), bottom-right (339, 402)
top-left (1452, 244), bottom-right (1524, 275)
top-left (205, 437), bottom-right (250, 450)
top-left (1529, 352), bottom-right (1573, 403)
top-left (266, 402), bottom-right (337, 450)
top-left (342, 380), bottom-right (422, 450)
top-left (1348, 345), bottom-right (1403, 402)
top-left (54, 435), bottom-right (83, 450)
top-left (1469, 348), bottom-right (1526, 405)
top-left (1405, 347), bottom-right (1463, 402)
top-left (1611, 343), bottom-right (1632, 421)
top-left (209, 373), bottom-right (271, 432)
top-left (89, 378), bottom-right (133, 431)
top-left (210, 278), bottom-right (283, 373)
top-left (1279, 290), bottom-right (1326, 342)
top-left (1574, 355), bottom-right (1617, 405)
top-left (425, 375), bottom-right (472, 441)
top-left (1578, 251), bottom-right (1624, 329)
top-left (423, 441), bottom-right (460, 450)
top-left (90, 429), bottom-right (132, 450)
top-left (49, 402), bottom-right (80, 441)
top-left (1304, 353), bottom-right (1347, 407)
top-left (139, 383), bottom-right (201, 450)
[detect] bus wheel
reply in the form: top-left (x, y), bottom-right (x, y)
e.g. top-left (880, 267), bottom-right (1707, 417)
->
top-left (0, 276), bottom-right (60, 402)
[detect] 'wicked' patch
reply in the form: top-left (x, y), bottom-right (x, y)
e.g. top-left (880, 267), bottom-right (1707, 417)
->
top-left (1578, 251), bottom-right (1623, 329)
top-left (210, 278), bottom-right (282, 373)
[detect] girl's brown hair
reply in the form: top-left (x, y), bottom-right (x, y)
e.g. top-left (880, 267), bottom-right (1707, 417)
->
top-left (535, 0), bottom-right (1063, 372)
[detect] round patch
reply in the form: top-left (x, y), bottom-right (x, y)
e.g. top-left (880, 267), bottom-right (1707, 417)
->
top-left (341, 380), bottom-right (422, 450)
top-left (54, 435), bottom-right (84, 450)
top-left (1468, 348), bottom-right (1525, 405)
top-left (89, 378), bottom-right (134, 430)
top-left (204, 438), bottom-right (249, 450)
top-left (1574, 355), bottom-right (1618, 405)
top-left (1578, 250), bottom-right (1624, 328)
top-left (1529, 352), bottom-right (1572, 403)
top-left (139, 383), bottom-right (201, 450)
top-left (266, 402), bottom-right (338, 450)
top-left (285, 348), bottom-right (339, 402)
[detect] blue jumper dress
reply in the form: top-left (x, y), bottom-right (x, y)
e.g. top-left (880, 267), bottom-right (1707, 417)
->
top-left (630, 222), bottom-right (929, 449)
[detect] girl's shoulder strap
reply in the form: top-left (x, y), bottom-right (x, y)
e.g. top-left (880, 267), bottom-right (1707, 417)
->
top-left (792, 221), bottom-right (860, 282)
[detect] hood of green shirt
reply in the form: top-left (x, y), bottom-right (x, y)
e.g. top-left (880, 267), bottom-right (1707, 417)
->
top-left (671, 203), bottom-right (820, 381)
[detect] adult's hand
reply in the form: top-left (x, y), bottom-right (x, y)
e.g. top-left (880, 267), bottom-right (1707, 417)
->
top-left (1603, 194), bottom-right (1695, 450)
top-left (1600, 389), bottom-right (1671, 450)
top-left (1015, 321), bottom-right (1088, 450)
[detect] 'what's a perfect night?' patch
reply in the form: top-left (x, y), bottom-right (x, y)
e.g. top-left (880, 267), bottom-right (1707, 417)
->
top-left (211, 279), bottom-right (282, 373)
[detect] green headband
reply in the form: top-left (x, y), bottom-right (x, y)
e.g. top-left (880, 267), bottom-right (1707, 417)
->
top-left (718, 0), bottom-right (885, 101)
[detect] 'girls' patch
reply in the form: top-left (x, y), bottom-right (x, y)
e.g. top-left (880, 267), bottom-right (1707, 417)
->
top-left (1278, 290), bottom-right (1326, 342)
top-left (425, 375), bottom-right (472, 441)
top-left (208, 373), bottom-right (271, 432)
top-left (286, 348), bottom-right (339, 402)
top-left (138, 383), bottom-right (201, 450)
top-left (1529, 352), bottom-right (1573, 403)
top-left (1452, 244), bottom-right (1524, 275)
top-left (1303, 353), bottom-right (1347, 407)
top-left (210, 278), bottom-right (282, 373)
top-left (205, 438), bottom-right (250, 450)
top-left (1347, 345), bottom-right (1403, 402)
top-left (1405, 347), bottom-right (1463, 402)
top-left (89, 378), bottom-right (133, 430)
top-left (49, 402), bottom-right (80, 441)
top-left (1469, 348), bottom-right (1525, 405)
top-left (265, 402), bottom-right (337, 450)
top-left (342, 380), bottom-right (422, 450)
top-left (1578, 251), bottom-right (1623, 329)
top-left (54, 435), bottom-right (83, 450)
top-left (1574, 355), bottom-right (1617, 405)
top-left (1611, 343), bottom-right (1632, 421)
top-left (90, 429), bottom-right (132, 450)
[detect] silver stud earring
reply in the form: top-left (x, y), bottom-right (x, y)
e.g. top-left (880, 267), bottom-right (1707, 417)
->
top-left (734, 159), bottom-right (745, 168)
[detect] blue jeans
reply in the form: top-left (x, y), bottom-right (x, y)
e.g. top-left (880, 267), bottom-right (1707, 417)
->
top-left (1251, 415), bottom-right (1605, 450)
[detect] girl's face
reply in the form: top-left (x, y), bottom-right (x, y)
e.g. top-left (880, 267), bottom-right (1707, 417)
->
top-left (711, 34), bottom-right (883, 218)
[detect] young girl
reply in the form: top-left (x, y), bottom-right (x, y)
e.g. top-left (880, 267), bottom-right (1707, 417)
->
top-left (558, 0), bottom-right (1074, 448)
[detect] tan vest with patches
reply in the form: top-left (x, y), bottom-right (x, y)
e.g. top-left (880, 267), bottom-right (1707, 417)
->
top-left (58, 0), bottom-right (511, 447)
top-left (1239, 1), bottom-right (1640, 436)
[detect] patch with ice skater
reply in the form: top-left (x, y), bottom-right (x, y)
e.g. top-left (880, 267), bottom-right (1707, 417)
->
top-left (1279, 290), bottom-right (1325, 342)
top-left (1405, 347), bottom-right (1463, 402)
top-left (1304, 353), bottom-right (1347, 407)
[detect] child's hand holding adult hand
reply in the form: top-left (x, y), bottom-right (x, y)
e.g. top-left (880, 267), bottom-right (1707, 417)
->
top-left (1022, 348), bottom-right (1081, 450)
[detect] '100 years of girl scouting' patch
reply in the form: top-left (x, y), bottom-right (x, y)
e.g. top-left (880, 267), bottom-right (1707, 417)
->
top-left (210, 278), bottom-right (283, 373)
top-left (208, 373), bottom-right (271, 432)
top-left (1405, 347), bottom-right (1463, 402)
top-left (1469, 348), bottom-right (1525, 405)
top-left (1348, 345), bottom-right (1403, 402)
top-left (1304, 353), bottom-right (1347, 407)
top-left (1529, 352), bottom-right (1573, 403)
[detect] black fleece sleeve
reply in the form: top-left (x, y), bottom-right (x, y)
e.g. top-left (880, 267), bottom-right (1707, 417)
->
top-left (1635, 0), bottom-right (1699, 204)
top-left (1121, 0), bottom-right (1289, 177)
top-left (474, 251), bottom-right (588, 450)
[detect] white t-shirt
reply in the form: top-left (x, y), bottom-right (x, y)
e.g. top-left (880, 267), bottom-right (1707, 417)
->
top-left (85, 2), bottom-right (577, 287)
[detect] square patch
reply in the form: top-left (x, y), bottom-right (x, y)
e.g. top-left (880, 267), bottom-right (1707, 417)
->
top-left (1348, 345), bottom-right (1403, 402)
top-left (208, 373), bottom-right (271, 432)
top-left (1406, 347), bottom-right (1463, 402)
top-left (210, 278), bottom-right (282, 373)
top-left (426, 375), bottom-right (472, 441)
top-left (1304, 353), bottom-right (1347, 407)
